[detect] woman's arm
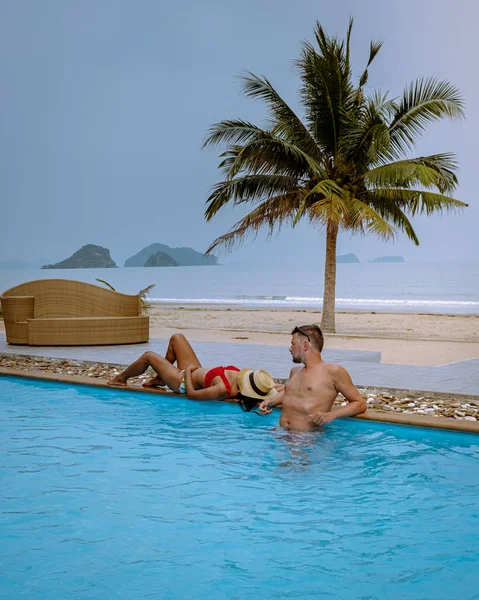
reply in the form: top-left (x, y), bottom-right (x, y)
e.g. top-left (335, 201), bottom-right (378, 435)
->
top-left (184, 366), bottom-right (227, 401)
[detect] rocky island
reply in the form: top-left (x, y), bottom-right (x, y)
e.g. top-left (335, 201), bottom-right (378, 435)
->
top-left (144, 251), bottom-right (178, 267)
top-left (42, 245), bottom-right (117, 269)
top-left (337, 253), bottom-right (360, 263)
top-left (125, 243), bottom-right (218, 267)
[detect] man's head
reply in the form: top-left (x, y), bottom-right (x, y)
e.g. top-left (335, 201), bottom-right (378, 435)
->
top-left (290, 324), bottom-right (324, 363)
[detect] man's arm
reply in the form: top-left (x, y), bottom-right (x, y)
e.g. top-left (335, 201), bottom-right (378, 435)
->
top-left (309, 365), bottom-right (366, 426)
top-left (329, 365), bottom-right (366, 420)
top-left (258, 389), bottom-right (284, 414)
top-left (258, 367), bottom-right (300, 413)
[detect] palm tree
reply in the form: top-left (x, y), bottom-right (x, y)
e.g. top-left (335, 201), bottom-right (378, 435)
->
top-left (202, 19), bottom-right (467, 332)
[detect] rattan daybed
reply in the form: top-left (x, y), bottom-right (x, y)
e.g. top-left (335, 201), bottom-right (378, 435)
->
top-left (0, 279), bottom-right (149, 346)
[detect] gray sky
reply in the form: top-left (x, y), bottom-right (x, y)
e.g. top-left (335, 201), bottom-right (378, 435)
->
top-left (1, 0), bottom-right (477, 266)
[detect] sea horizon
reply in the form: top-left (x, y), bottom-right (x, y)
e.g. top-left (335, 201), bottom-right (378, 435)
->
top-left (1, 261), bottom-right (478, 315)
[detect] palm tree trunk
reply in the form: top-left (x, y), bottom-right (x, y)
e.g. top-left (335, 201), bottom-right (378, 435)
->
top-left (320, 221), bottom-right (338, 333)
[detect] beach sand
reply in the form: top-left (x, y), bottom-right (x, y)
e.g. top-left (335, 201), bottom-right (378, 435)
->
top-left (1, 307), bottom-right (478, 366)
top-left (146, 307), bottom-right (479, 366)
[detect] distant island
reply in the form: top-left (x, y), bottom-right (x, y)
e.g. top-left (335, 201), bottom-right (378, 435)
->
top-left (369, 256), bottom-right (405, 263)
top-left (337, 253), bottom-right (360, 263)
top-left (42, 244), bottom-right (117, 269)
top-left (124, 243), bottom-right (218, 267)
top-left (144, 251), bottom-right (178, 267)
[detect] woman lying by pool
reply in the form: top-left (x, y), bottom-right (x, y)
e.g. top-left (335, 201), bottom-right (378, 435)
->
top-left (108, 333), bottom-right (279, 408)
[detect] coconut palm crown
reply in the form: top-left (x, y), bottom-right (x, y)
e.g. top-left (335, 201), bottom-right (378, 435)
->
top-left (202, 19), bottom-right (467, 332)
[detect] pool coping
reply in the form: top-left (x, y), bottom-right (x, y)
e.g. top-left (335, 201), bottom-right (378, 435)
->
top-left (2, 367), bottom-right (479, 434)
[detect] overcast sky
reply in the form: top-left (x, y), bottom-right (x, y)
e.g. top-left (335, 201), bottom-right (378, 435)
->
top-left (1, 0), bottom-right (477, 266)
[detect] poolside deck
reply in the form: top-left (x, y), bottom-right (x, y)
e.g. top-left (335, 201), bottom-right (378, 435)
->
top-left (0, 333), bottom-right (477, 395)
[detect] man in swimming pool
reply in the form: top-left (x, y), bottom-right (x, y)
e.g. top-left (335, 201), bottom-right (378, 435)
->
top-left (258, 325), bottom-right (367, 430)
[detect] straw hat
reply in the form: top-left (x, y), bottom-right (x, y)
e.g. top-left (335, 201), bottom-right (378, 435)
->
top-left (237, 368), bottom-right (277, 401)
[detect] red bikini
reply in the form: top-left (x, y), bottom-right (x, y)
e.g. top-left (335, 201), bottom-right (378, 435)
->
top-left (204, 366), bottom-right (240, 398)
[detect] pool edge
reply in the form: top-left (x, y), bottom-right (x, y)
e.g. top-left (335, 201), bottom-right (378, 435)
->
top-left (1, 367), bottom-right (478, 434)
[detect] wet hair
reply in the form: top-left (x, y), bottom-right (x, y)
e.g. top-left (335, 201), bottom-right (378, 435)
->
top-left (237, 394), bottom-right (259, 412)
top-left (292, 324), bottom-right (324, 352)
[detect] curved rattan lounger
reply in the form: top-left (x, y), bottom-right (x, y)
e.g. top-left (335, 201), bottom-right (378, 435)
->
top-left (0, 279), bottom-right (149, 346)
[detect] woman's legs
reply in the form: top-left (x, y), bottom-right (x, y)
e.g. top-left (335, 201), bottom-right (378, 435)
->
top-left (165, 333), bottom-right (202, 370)
top-left (108, 351), bottom-right (184, 391)
top-left (143, 333), bottom-right (202, 388)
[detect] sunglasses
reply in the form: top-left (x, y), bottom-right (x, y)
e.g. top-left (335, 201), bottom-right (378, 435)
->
top-left (292, 326), bottom-right (311, 342)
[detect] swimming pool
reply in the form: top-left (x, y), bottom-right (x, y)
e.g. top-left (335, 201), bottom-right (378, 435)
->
top-left (1, 375), bottom-right (478, 599)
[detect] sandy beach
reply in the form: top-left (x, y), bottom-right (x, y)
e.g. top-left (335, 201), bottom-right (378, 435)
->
top-left (146, 307), bottom-right (479, 366)
top-left (1, 307), bottom-right (478, 366)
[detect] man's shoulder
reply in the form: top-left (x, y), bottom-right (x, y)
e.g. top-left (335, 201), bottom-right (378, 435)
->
top-left (322, 362), bottom-right (354, 385)
top-left (289, 365), bottom-right (303, 377)
top-left (308, 360), bottom-right (334, 370)
top-left (324, 361), bottom-right (343, 371)
top-left (313, 361), bottom-right (348, 376)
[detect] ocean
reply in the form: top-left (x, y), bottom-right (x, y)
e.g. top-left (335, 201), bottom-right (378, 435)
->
top-left (1, 262), bottom-right (478, 314)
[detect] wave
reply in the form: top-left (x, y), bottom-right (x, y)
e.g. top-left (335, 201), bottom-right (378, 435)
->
top-left (148, 296), bottom-right (479, 312)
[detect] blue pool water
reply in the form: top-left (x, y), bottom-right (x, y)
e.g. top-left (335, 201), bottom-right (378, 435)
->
top-left (1, 376), bottom-right (479, 599)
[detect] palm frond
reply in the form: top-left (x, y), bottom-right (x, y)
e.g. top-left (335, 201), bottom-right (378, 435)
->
top-left (341, 91), bottom-right (394, 164)
top-left (226, 135), bottom-right (325, 180)
top-left (206, 121), bottom-right (325, 180)
top-left (305, 178), bottom-right (345, 199)
top-left (139, 284), bottom-right (156, 299)
top-left (138, 284), bottom-right (156, 315)
top-left (368, 90), bottom-right (398, 120)
top-left (345, 16), bottom-right (354, 74)
top-left (205, 193), bottom-right (302, 254)
top-left (364, 187), bottom-right (467, 217)
top-left (217, 147), bottom-right (242, 179)
top-left (362, 155), bottom-right (459, 192)
top-left (202, 120), bottom-right (265, 149)
top-left (96, 278), bottom-right (116, 291)
top-left (362, 195), bottom-right (419, 246)
top-left (407, 190), bottom-right (468, 216)
top-left (305, 194), bottom-right (348, 227)
top-left (305, 193), bottom-right (395, 241)
top-left (343, 197), bottom-right (395, 240)
top-left (239, 72), bottom-right (323, 160)
top-left (292, 179), bottom-right (346, 225)
top-left (388, 78), bottom-right (465, 157)
top-left (358, 39), bottom-right (383, 88)
top-left (95, 278), bottom-right (156, 314)
top-left (296, 40), bottom-right (344, 153)
top-left (204, 174), bottom-right (300, 220)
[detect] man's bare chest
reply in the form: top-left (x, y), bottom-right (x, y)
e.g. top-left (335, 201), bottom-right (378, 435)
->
top-left (284, 370), bottom-right (337, 410)
top-left (288, 371), bottom-right (335, 394)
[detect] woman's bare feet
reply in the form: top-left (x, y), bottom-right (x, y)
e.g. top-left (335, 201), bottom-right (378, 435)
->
top-left (142, 375), bottom-right (166, 388)
top-left (108, 375), bottom-right (127, 386)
